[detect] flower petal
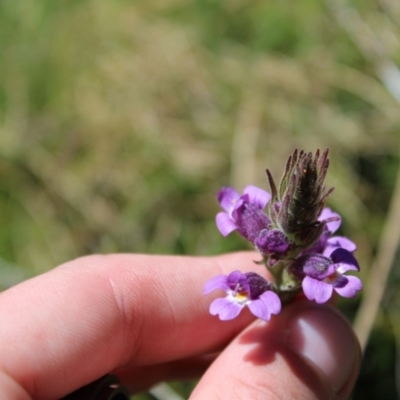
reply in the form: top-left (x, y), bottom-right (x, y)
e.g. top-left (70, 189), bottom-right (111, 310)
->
top-left (244, 272), bottom-right (271, 299)
top-left (216, 212), bottom-right (237, 236)
top-left (319, 208), bottom-right (341, 233)
top-left (334, 276), bottom-right (362, 298)
top-left (226, 270), bottom-right (250, 292)
top-left (248, 291), bottom-right (281, 321)
top-left (217, 187), bottom-right (240, 213)
top-left (298, 254), bottom-right (335, 279)
top-left (203, 275), bottom-right (229, 295)
top-left (324, 236), bottom-right (357, 256)
top-left (243, 185), bottom-right (271, 209)
top-left (336, 262), bottom-right (359, 274)
top-left (302, 276), bottom-right (333, 304)
top-left (330, 248), bottom-right (360, 271)
top-left (331, 273), bottom-right (349, 289)
top-left (232, 201), bottom-right (271, 242)
top-left (209, 298), bottom-right (243, 320)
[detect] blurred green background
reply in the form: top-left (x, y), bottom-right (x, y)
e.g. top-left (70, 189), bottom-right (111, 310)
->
top-left (1, 0), bottom-right (400, 398)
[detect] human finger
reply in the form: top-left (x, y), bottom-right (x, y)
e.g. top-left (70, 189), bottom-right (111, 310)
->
top-left (114, 353), bottom-right (218, 393)
top-left (191, 300), bottom-right (361, 400)
top-left (0, 252), bottom-right (263, 399)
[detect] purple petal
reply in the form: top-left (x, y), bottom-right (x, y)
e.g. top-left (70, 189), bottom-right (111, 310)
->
top-left (244, 272), bottom-right (271, 299)
top-left (232, 202), bottom-right (271, 242)
top-left (209, 297), bottom-right (243, 320)
top-left (203, 275), bottom-right (229, 295)
top-left (330, 248), bottom-right (360, 271)
top-left (227, 270), bottom-right (245, 282)
top-left (243, 185), bottom-right (271, 209)
top-left (299, 254), bottom-right (335, 279)
top-left (248, 291), bottom-right (281, 321)
top-left (216, 212), bottom-right (237, 236)
top-left (336, 262), bottom-right (359, 274)
top-left (226, 270), bottom-right (250, 292)
top-left (302, 276), bottom-right (333, 304)
top-left (217, 187), bottom-right (240, 213)
top-left (334, 276), bottom-right (362, 298)
top-left (324, 236), bottom-right (357, 256)
top-left (331, 273), bottom-right (349, 289)
top-left (319, 208), bottom-right (341, 233)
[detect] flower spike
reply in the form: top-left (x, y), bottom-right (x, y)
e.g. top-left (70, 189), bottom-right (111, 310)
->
top-left (206, 148), bottom-right (362, 321)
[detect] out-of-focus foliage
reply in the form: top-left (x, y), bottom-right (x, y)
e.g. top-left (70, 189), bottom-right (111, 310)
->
top-left (1, 0), bottom-right (400, 398)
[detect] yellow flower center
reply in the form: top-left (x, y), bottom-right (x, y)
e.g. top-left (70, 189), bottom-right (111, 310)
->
top-left (234, 291), bottom-right (249, 301)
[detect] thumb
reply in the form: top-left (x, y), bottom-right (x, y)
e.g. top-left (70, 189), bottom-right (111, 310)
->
top-left (190, 300), bottom-right (361, 400)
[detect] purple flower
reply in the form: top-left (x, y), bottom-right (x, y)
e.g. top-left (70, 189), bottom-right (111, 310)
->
top-left (320, 208), bottom-right (357, 255)
top-left (305, 208), bottom-right (356, 256)
top-left (204, 270), bottom-right (281, 321)
top-left (294, 248), bottom-right (362, 304)
top-left (216, 186), bottom-right (271, 241)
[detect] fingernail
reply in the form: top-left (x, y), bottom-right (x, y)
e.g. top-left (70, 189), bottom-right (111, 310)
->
top-left (287, 304), bottom-right (361, 395)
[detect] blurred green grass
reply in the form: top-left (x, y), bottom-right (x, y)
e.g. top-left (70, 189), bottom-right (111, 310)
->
top-left (1, 0), bottom-right (400, 398)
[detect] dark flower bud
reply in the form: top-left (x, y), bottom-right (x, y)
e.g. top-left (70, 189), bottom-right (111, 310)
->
top-left (255, 229), bottom-right (292, 256)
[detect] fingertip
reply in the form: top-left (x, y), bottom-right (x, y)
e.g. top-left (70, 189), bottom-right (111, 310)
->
top-left (191, 300), bottom-right (360, 400)
top-left (287, 301), bottom-right (361, 399)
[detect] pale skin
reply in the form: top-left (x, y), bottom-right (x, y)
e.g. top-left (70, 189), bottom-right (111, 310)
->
top-left (0, 252), bottom-right (361, 400)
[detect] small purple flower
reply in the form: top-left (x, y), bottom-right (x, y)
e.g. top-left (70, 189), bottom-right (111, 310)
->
top-left (294, 248), bottom-right (362, 304)
top-left (216, 186), bottom-right (271, 241)
top-left (320, 208), bottom-right (357, 255)
top-left (306, 208), bottom-right (356, 256)
top-left (204, 270), bottom-right (281, 321)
